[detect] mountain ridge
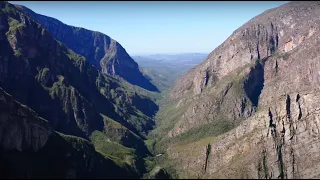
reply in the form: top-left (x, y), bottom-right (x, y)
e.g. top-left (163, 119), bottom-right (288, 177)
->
top-left (14, 3), bottom-right (159, 92)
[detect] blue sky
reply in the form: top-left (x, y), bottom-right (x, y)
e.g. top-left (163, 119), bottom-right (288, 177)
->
top-left (10, 1), bottom-right (288, 55)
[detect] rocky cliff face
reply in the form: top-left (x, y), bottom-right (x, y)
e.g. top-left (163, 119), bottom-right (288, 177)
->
top-left (153, 1), bottom-right (320, 178)
top-left (163, 1), bottom-right (320, 137)
top-left (14, 4), bottom-right (159, 92)
top-left (0, 86), bottom-right (138, 178)
top-left (170, 1), bottom-right (320, 99)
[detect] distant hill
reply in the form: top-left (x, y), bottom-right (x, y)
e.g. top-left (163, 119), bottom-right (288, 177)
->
top-left (143, 53), bottom-right (208, 63)
top-left (132, 53), bottom-right (208, 91)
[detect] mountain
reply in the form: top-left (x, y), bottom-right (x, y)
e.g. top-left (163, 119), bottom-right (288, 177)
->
top-left (0, 2), bottom-right (159, 178)
top-left (151, 1), bottom-right (320, 178)
top-left (133, 53), bottom-right (208, 91)
top-left (14, 4), bottom-right (159, 92)
top-left (4, 0), bottom-right (320, 179)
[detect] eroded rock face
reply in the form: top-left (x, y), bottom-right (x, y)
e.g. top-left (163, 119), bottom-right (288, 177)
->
top-left (165, 1), bottom-right (320, 136)
top-left (168, 90), bottom-right (320, 179)
top-left (0, 87), bottom-right (53, 152)
top-left (164, 1), bottom-right (320, 138)
top-left (167, 61), bottom-right (263, 137)
top-left (170, 1), bottom-right (320, 100)
top-left (163, 1), bottom-right (320, 178)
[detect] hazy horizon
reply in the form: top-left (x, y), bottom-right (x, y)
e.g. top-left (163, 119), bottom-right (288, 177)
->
top-left (131, 52), bottom-right (210, 56)
top-left (11, 1), bottom-right (288, 55)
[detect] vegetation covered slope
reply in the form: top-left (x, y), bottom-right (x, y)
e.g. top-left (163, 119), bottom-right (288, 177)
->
top-left (0, 2), bottom-right (159, 177)
top-left (14, 4), bottom-right (159, 92)
top-left (150, 1), bottom-right (320, 179)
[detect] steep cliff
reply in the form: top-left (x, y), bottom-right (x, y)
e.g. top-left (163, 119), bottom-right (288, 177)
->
top-left (152, 1), bottom-right (320, 178)
top-left (14, 4), bottom-right (159, 92)
top-left (0, 2), bottom-right (158, 177)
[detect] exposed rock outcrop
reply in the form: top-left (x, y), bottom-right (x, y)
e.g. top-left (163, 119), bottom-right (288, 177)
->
top-left (168, 90), bottom-right (320, 179)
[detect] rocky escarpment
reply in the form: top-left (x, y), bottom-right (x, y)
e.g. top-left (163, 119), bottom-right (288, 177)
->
top-left (0, 86), bottom-right (138, 178)
top-left (162, 1), bottom-right (320, 138)
top-left (14, 4), bottom-right (159, 92)
top-left (168, 91), bottom-right (320, 179)
top-left (152, 1), bottom-right (320, 179)
top-left (170, 1), bottom-right (319, 99)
